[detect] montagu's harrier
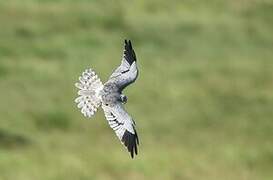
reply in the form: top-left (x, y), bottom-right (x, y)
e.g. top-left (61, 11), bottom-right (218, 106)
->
top-left (75, 40), bottom-right (139, 158)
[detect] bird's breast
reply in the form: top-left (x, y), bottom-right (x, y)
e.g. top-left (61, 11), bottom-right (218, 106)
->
top-left (101, 83), bottom-right (120, 106)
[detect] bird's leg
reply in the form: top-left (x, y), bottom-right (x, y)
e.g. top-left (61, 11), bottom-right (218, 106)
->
top-left (120, 94), bottom-right (127, 104)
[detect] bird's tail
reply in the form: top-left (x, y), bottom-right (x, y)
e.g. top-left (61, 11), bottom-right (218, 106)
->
top-left (75, 68), bottom-right (104, 118)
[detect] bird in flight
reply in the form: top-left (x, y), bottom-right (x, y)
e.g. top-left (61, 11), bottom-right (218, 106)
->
top-left (74, 40), bottom-right (139, 158)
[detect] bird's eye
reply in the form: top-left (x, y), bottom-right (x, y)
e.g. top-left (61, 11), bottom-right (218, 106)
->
top-left (105, 103), bottom-right (109, 106)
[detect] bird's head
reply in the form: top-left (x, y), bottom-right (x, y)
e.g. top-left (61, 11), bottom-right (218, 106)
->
top-left (120, 94), bottom-right (127, 104)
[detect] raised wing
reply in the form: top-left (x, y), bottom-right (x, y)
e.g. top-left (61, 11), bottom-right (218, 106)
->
top-left (75, 68), bottom-right (103, 118)
top-left (107, 40), bottom-right (138, 90)
top-left (102, 103), bottom-right (139, 158)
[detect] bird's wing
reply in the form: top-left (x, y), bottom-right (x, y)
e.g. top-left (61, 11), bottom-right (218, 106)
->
top-left (102, 102), bottom-right (139, 158)
top-left (108, 40), bottom-right (138, 90)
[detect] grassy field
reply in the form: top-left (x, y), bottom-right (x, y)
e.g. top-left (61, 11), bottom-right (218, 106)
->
top-left (0, 0), bottom-right (273, 179)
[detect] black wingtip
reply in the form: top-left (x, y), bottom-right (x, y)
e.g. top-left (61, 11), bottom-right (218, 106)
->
top-left (128, 40), bottom-right (132, 48)
top-left (124, 39), bottom-right (132, 48)
top-left (121, 130), bottom-right (139, 159)
top-left (123, 39), bottom-right (136, 65)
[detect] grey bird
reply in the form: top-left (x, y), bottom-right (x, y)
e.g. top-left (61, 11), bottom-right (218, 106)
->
top-left (74, 40), bottom-right (139, 158)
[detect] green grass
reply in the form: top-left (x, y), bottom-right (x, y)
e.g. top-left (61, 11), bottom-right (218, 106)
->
top-left (0, 0), bottom-right (273, 179)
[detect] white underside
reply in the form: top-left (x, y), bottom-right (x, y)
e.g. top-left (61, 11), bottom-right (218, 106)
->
top-left (75, 68), bottom-right (103, 118)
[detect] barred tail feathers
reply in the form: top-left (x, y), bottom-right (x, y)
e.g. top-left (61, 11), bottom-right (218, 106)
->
top-left (75, 68), bottom-right (104, 118)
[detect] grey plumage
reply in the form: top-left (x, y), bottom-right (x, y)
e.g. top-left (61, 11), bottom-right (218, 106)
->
top-left (75, 40), bottom-right (139, 158)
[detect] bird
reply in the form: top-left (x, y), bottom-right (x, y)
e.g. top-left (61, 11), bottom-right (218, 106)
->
top-left (74, 40), bottom-right (139, 158)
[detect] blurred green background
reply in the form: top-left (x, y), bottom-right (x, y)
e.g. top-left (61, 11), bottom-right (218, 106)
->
top-left (0, 0), bottom-right (273, 179)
